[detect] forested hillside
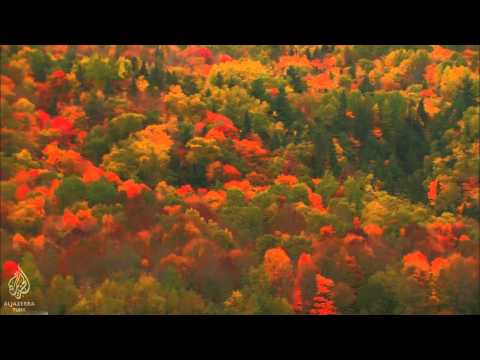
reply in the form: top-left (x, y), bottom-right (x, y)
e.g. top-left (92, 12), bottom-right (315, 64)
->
top-left (1, 45), bottom-right (478, 314)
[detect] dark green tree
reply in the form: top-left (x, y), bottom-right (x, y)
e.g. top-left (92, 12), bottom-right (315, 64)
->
top-left (270, 85), bottom-right (295, 128)
top-left (241, 111), bottom-right (252, 139)
top-left (212, 72), bottom-right (224, 87)
top-left (286, 66), bottom-right (307, 93)
top-left (86, 178), bottom-right (118, 206)
top-left (311, 124), bottom-right (330, 177)
top-left (360, 76), bottom-right (375, 93)
top-left (129, 75), bottom-right (138, 97)
top-left (55, 176), bottom-right (87, 209)
top-left (28, 49), bottom-right (53, 82)
top-left (250, 78), bottom-right (268, 101)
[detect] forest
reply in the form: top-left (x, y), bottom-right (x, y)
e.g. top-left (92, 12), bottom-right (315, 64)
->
top-left (0, 45), bottom-right (478, 315)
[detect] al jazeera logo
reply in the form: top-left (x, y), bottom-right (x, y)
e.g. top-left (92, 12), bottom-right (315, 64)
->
top-left (2, 260), bottom-right (36, 313)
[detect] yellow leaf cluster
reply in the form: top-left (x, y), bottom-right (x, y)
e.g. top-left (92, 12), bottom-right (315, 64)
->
top-left (209, 59), bottom-right (271, 86)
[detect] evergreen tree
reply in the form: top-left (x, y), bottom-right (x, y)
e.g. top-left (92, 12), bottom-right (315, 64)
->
top-left (148, 61), bottom-right (165, 91)
top-left (417, 98), bottom-right (428, 126)
top-left (353, 98), bottom-right (373, 143)
top-left (286, 66), bottom-right (307, 93)
top-left (130, 56), bottom-right (139, 74)
top-left (311, 124), bottom-right (330, 177)
top-left (212, 72), bottom-right (224, 87)
top-left (165, 71), bottom-right (178, 87)
top-left (349, 65), bottom-right (356, 79)
top-left (139, 61), bottom-right (148, 77)
top-left (269, 45), bottom-right (283, 61)
top-left (396, 117), bottom-right (429, 175)
top-left (181, 76), bottom-right (198, 96)
top-left (176, 121), bottom-right (194, 144)
top-left (28, 49), bottom-right (52, 82)
top-left (452, 76), bottom-right (475, 116)
top-left (250, 78), bottom-right (268, 101)
top-left (359, 76), bottom-right (374, 93)
top-left (155, 46), bottom-right (164, 63)
top-left (129, 75), bottom-right (138, 97)
top-left (329, 140), bottom-right (341, 176)
top-left (270, 85), bottom-right (295, 128)
top-left (104, 78), bottom-right (114, 96)
top-left (114, 45), bottom-right (124, 59)
top-left (241, 111), bottom-right (252, 139)
top-left (75, 63), bottom-right (86, 90)
top-left (306, 48), bottom-right (313, 60)
top-left (384, 153), bottom-right (404, 194)
top-left (60, 45), bottom-right (77, 73)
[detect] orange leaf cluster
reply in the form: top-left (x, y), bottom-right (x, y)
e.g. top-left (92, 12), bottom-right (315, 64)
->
top-left (13, 169), bottom-right (41, 185)
top-left (424, 64), bottom-right (438, 86)
top-left (363, 224), bottom-right (384, 238)
top-left (224, 179), bottom-right (251, 193)
top-left (180, 46), bottom-right (213, 62)
top-left (206, 161), bottom-right (222, 182)
top-left (320, 225), bottom-right (335, 237)
top-left (62, 208), bottom-right (97, 233)
top-left (264, 247), bottom-right (293, 286)
top-left (137, 230), bottom-right (151, 247)
top-left (200, 112), bottom-right (239, 141)
top-left (424, 98), bottom-right (440, 117)
top-left (293, 252), bottom-right (318, 313)
top-left (343, 233), bottom-right (366, 245)
top-left (419, 88), bottom-right (436, 98)
top-left (218, 54), bottom-right (233, 63)
top-left (32, 234), bottom-right (46, 251)
top-left (42, 142), bottom-right (83, 169)
top-left (51, 116), bottom-right (74, 136)
top-left (118, 179), bottom-right (149, 199)
top-left (430, 257), bottom-right (450, 277)
top-left (176, 184), bottom-right (194, 196)
top-left (372, 127), bottom-right (383, 139)
top-left (233, 137), bottom-right (268, 158)
top-left (311, 56), bottom-right (337, 71)
top-left (12, 233), bottom-right (29, 251)
top-left (403, 250), bottom-right (430, 273)
top-left (306, 72), bottom-right (336, 91)
top-left (309, 274), bottom-right (336, 315)
top-left (205, 127), bottom-right (227, 142)
top-left (431, 45), bottom-right (454, 62)
top-left (15, 184), bottom-right (31, 201)
top-left (426, 222), bottom-right (458, 254)
top-left (164, 205), bottom-right (183, 216)
top-left (308, 192), bottom-right (326, 212)
top-left (353, 216), bottom-right (362, 231)
top-left (0, 75), bottom-right (15, 99)
top-left (274, 174), bottom-right (298, 186)
top-left (82, 162), bottom-right (105, 183)
top-left (277, 55), bottom-right (312, 72)
top-left (160, 253), bottom-right (194, 275)
top-left (269, 87), bottom-right (279, 97)
top-left (62, 209), bottom-right (80, 231)
top-left (223, 164), bottom-right (241, 180)
top-left (427, 179), bottom-right (438, 203)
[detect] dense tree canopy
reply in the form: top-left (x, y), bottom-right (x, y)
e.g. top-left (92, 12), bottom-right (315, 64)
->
top-left (1, 45), bottom-right (478, 315)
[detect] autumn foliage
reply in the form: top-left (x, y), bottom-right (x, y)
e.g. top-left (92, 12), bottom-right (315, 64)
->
top-left (0, 44), bottom-right (478, 315)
